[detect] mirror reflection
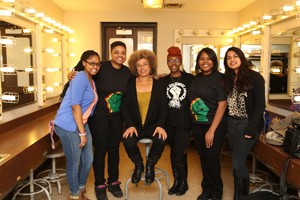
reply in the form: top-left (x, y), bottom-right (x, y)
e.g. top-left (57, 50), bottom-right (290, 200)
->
top-left (0, 21), bottom-right (35, 111)
top-left (269, 27), bottom-right (300, 111)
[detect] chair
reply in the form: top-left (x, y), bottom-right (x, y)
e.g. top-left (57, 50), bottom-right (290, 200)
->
top-left (12, 169), bottom-right (52, 200)
top-left (125, 138), bottom-right (170, 200)
top-left (36, 145), bottom-right (67, 194)
top-left (249, 152), bottom-right (272, 185)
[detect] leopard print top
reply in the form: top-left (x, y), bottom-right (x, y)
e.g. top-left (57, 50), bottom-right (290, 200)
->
top-left (227, 86), bottom-right (248, 119)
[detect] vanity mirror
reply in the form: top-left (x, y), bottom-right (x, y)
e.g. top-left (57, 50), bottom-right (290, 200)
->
top-left (0, 20), bottom-right (35, 111)
top-left (240, 30), bottom-right (297, 111)
top-left (268, 25), bottom-right (300, 111)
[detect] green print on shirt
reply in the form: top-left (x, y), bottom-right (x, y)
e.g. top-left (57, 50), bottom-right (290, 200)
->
top-left (190, 98), bottom-right (209, 122)
top-left (105, 92), bottom-right (122, 113)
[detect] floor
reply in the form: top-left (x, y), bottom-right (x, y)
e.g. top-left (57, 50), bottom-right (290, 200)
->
top-left (11, 143), bottom-right (272, 200)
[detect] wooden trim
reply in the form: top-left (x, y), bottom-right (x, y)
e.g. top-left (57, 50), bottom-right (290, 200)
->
top-left (0, 103), bottom-right (60, 135)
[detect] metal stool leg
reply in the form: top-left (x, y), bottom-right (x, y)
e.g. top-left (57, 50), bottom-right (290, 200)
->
top-left (125, 138), bottom-right (169, 199)
top-left (12, 169), bottom-right (52, 200)
top-left (155, 179), bottom-right (163, 200)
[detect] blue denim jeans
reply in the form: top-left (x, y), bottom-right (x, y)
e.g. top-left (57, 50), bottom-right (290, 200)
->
top-left (54, 124), bottom-right (93, 195)
top-left (227, 117), bottom-right (257, 179)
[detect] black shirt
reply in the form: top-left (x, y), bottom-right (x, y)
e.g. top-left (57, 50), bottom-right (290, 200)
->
top-left (93, 60), bottom-right (131, 115)
top-left (160, 72), bottom-right (194, 129)
top-left (188, 71), bottom-right (226, 124)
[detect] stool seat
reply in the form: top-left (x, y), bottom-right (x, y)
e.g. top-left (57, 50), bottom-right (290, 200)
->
top-left (125, 138), bottom-right (170, 200)
top-left (44, 146), bottom-right (65, 159)
top-left (138, 138), bottom-right (153, 144)
top-left (37, 145), bottom-right (67, 194)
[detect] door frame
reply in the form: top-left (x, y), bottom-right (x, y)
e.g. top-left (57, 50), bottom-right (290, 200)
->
top-left (101, 22), bottom-right (157, 60)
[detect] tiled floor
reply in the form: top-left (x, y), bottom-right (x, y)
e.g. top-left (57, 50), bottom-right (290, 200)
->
top-left (11, 143), bottom-right (272, 200)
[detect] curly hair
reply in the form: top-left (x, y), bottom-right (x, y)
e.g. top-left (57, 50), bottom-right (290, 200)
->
top-left (223, 47), bottom-right (253, 95)
top-left (128, 49), bottom-right (157, 75)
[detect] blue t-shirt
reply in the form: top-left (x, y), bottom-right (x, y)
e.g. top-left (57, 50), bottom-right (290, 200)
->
top-left (54, 71), bottom-right (97, 131)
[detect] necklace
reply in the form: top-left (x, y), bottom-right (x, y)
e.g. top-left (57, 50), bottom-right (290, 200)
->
top-left (170, 75), bottom-right (181, 83)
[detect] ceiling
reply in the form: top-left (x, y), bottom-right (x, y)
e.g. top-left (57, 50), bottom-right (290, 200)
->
top-left (50, 0), bottom-right (256, 12)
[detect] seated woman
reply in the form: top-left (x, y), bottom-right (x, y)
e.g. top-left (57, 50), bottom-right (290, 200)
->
top-left (122, 49), bottom-right (168, 185)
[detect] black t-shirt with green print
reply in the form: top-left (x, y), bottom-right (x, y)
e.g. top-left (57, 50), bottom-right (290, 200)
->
top-left (93, 61), bottom-right (131, 115)
top-left (188, 71), bottom-right (226, 124)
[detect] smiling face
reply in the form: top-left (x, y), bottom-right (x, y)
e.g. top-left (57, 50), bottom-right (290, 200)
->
top-left (83, 55), bottom-right (100, 76)
top-left (136, 58), bottom-right (151, 77)
top-left (226, 50), bottom-right (241, 73)
top-left (167, 56), bottom-right (181, 75)
top-left (110, 45), bottom-right (126, 67)
top-left (199, 52), bottom-right (214, 75)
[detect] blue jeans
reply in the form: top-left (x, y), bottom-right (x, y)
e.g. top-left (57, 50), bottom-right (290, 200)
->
top-left (227, 117), bottom-right (257, 179)
top-left (54, 124), bottom-right (93, 195)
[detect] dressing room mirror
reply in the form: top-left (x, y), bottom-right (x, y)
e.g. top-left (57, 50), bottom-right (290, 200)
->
top-left (240, 30), bottom-right (298, 111)
top-left (0, 21), bottom-right (35, 111)
top-left (268, 26), bottom-right (300, 111)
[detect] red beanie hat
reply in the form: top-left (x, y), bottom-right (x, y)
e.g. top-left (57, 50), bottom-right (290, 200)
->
top-left (167, 46), bottom-right (182, 60)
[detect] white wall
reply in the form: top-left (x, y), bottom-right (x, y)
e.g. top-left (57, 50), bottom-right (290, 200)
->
top-left (238, 0), bottom-right (293, 24)
top-left (63, 10), bottom-right (238, 74)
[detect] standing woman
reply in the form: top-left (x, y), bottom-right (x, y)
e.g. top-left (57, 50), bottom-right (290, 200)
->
top-left (160, 46), bottom-right (194, 196)
top-left (89, 41), bottom-right (131, 200)
top-left (223, 47), bottom-right (265, 200)
top-left (122, 49), bottom-right (168, 185)
top-left (54, 50), bottom-right (100, 200)
top-left (188, 48), bottom-right (227, 200)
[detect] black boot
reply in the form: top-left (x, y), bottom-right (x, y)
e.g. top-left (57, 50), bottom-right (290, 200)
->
top-left (145, 153), bottom-right (160, 185)
top-left (168, 153), bottom-right (180, 195)
top-left (130, 154), bottom-right (144, 184)
top-left (176, 153), bottom-right (189, 196)
top-left (233, 170), bottom-right (249, 200)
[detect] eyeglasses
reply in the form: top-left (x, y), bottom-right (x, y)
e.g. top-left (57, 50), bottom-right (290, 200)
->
top-left (85, 60), bottom-right (101, 67)
top-left (167, 59), bottom-right (181, 64)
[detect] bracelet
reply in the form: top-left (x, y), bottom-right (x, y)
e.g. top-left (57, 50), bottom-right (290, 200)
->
top-left (79, 132), bottom-right (86, 137)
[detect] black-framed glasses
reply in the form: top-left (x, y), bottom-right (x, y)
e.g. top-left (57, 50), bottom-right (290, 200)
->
top-left (167, 59), bottom-right (181, 64)
top-left (85, 60), bottom-right (101, 67)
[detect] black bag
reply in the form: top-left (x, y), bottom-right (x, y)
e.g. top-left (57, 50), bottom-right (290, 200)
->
top-left (283, 119), bottom-right (300, 159)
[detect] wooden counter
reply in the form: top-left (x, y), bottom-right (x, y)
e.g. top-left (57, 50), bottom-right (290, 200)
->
top-left (253, 134), bottom-right (300, 189)
top-left (0, 107), bottom-right (57, 198)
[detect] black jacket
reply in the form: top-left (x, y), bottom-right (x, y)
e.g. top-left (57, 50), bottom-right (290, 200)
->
top-left (121, 77), bottom-right (168, 137)
top-left (244, 70), bottom-right (266, 137)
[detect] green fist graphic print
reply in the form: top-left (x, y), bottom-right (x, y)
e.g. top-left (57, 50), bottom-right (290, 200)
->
top-left (105, 92), bottom-right (122, 113)
top-left (190, 98), bottom-right (209, 122)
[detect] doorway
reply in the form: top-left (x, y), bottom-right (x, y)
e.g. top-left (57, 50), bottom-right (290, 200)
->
top-left (101, 22), bottom-right (157, 65)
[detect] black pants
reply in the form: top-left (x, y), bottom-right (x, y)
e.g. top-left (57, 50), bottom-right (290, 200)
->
top-left (123, 130), bottom-right (165, 161)
top-left (88, 113), bottom-right (123, 186)
top-left (166, 125), bottom-right (190, 158)
top-left (192, 121), bottom-right (226, 197)
top-left (227, 117), bottom-right (257, 179)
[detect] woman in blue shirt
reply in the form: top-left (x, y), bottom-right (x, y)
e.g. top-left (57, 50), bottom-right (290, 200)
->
top-left (54, 50), bottom-right (100, 200)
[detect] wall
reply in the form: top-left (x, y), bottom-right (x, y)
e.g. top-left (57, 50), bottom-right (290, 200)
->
top-left (30, 0), bottom-right (64, 21)
top-left (238, 0), bottom-right (293, 24)
top-left (63, 10), bottom-right (238, 74)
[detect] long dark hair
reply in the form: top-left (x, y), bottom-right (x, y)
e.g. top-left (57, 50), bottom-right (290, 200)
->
top-left (59, 50), bottom-right (100, 100)
top-left (223, 47), bottom-right (253, 95)
top-left (195, 47), bottom-right (218, 75)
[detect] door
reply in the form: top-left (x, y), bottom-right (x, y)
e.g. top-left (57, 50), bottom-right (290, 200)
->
top-left (101, 22), bottom-right (157, 65)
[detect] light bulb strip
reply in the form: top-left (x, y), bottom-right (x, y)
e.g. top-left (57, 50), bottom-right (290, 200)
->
top-left (0, 3), bottom-right (74, 35)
